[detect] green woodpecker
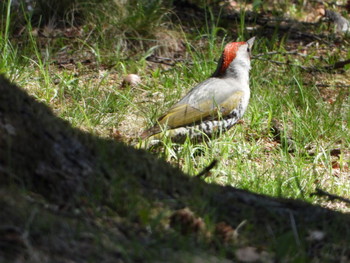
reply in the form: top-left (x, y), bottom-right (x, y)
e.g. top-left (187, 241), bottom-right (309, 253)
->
top-left (141, 37), bottom-right (255, 145)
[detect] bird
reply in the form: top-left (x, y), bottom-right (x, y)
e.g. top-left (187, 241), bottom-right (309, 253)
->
top-left (141, 37), bottom-right (256, 146)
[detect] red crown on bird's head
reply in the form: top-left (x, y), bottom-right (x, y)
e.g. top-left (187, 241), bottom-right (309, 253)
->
top-left (219, 41), bottom-right (246, 74)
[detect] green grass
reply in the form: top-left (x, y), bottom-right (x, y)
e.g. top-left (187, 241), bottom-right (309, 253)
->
top-left (142, 40), bottom-right (350, 203)
top-left (1, 0), bottom-right (350, 261)
top-left (2, 0), bottom-right (349, 203)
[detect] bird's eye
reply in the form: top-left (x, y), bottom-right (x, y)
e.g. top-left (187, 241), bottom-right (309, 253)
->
top-left (247, 47), bottom-right (250, 52)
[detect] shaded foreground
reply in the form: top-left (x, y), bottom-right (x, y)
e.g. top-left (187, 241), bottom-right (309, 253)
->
top-left (1, 76), bottom-right (349, 262)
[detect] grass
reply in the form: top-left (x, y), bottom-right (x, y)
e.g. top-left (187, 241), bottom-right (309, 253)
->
top-left (1, 0), bottom-right (350, 261)
top-left (2, 0), bottom-right (350, 201)
top-left (150, 46), bottom-right (349, 202)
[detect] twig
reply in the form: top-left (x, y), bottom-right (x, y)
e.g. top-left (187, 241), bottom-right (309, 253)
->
top-left (253, 50), bottom-right (320, 59)
top-left (227, 12), bottom-right (319, 27)
top-left (146, 58), bottom-right (176, 66)
top-left (261, 21), bottom-right (329, 43)
top-left (315, 83), bottom-right (350, 88)
top-left (253, 50), bottom-right (299, 58)
top-left (148, 56), bottom-right (183, 62)
top-left (146, 55), bottom-right (192, 66)
top-left (310, 188), bottom-right (350, 205)
top-left (255, 57), bottom-right (311, 70)
top-left (196, 159), bottom-right (218, 178)
top-left (293, 31), bottom-right (326, 43)
top-left (324, 59), bottom-right (350, 70)
top-left (147, 52), bottom-right (349, 73)
top-left (256, 57), bottom-right (350, 72)
top-left (306, 59), bottom-right (350, 72)
top-left (308, 0), bottom-right (348, 7)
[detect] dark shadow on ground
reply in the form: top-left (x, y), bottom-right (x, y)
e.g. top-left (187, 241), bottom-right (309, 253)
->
top-left (1, 76), bottom-right (349, 262)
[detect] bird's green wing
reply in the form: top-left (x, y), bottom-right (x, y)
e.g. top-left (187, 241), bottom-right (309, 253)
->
top-left (158, 90), bottom-right (244, 128)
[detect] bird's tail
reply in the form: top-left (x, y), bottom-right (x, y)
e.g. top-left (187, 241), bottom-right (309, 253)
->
top-left (140, 125), bottom-right (162, 140)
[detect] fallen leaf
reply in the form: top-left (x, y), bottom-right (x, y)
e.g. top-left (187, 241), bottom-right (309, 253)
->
top-left (214, 222), bottom-right (236, 244)
top-left (110, 128), bottom-right (124, 142)
top-left (169, 207), bottom-right (205, 235)
top-left (121, 74), bottom-right (141, 88)
top-left (235, 247), bottom-right (272, 263)
top-left (330, 148), bottom-right (341, 157)
top-left (307, 230), bottom-right (326, 241)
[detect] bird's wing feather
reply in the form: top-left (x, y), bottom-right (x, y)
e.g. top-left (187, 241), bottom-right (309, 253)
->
top-left (158, 89), bottom-right (244, 128)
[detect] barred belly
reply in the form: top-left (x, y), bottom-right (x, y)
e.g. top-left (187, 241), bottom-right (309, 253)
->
top-left (165, 107), bottom-right (243, 143)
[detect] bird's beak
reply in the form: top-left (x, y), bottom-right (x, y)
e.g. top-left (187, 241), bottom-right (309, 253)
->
top-left (247, 36), bottom-right (256, 49)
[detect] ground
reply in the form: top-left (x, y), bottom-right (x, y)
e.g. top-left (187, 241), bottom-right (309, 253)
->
top-left (1, 0), bottom-right (350, 262)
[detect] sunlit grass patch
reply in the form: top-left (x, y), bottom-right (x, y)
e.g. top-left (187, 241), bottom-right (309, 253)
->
top-left (1, 0), bottom-right (349, 212)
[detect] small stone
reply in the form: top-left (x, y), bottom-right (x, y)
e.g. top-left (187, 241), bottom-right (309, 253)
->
top-left (122, 74), bottom-right (141, 87)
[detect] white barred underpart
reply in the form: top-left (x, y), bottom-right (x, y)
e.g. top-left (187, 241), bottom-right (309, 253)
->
top-left (146, 108), bottom-right (242, 147)
top-left (169, 105), bottom-right (243, 143)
